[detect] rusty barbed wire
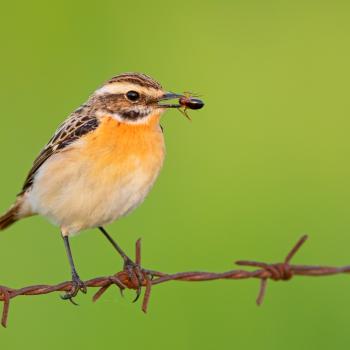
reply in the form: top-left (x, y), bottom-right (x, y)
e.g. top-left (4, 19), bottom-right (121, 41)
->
top-left (1, 235), bottom-right (350, 328)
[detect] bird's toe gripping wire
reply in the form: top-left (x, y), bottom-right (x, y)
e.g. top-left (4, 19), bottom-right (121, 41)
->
top-left (124, 259), bottom-right (144, 302)
top-left (60, 273), bottom-right (87, 305)
top-left (98, 227), bottom-right (152, 303)
top-left (92, 239), bottom-right (154, 309)
top-left (122, 239), bottom-right (151, 302)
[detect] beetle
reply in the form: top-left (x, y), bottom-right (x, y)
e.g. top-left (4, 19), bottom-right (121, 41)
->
top-left (179, 96), bottom-right (204, 110)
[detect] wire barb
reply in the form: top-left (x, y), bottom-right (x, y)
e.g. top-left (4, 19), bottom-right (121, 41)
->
top-left (236, 235), bottom-right (307, 305)
top-left (1, 235), bottom-right (349, 328)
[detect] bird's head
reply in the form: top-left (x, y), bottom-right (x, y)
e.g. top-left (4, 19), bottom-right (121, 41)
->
top-left (93, 72), bottom-right (184, 125)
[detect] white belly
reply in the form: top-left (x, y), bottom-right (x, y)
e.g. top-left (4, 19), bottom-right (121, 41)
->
top-left (27, 145), bottom-right (164, 235)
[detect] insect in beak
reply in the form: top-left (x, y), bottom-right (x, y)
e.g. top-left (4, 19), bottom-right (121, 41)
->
top-left (157, 92), bottom-right (205, 121)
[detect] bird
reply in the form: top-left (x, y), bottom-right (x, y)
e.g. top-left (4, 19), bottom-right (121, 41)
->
top-left (0, 72), bottom-right (204, 302)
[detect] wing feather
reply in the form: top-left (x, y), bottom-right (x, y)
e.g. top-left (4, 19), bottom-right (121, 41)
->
top-left (21, 109), bottom-right (99, 193)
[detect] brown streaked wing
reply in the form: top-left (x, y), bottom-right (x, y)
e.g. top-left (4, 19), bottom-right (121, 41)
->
top-left (20, 112), bottom-right (99, 193)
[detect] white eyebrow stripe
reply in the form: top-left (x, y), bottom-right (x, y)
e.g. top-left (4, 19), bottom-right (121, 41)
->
top-left (96, 82), bottom-right (162, 98)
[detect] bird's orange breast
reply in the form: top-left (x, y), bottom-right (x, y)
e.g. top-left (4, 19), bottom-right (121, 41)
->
top-left (80, 113), bottom-right (165, 182)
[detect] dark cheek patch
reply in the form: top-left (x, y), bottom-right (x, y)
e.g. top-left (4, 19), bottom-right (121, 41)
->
top-left (120, 108), bottom-right (150, 121)
top-left (121, 110), bottom-right (141, 119)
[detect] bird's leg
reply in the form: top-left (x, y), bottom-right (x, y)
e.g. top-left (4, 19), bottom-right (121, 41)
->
top-left (99, 226), bottom-right (131, 262)
top-left (99, 226), bottom-right (144, 301)
top-left (61, 235), bottom-right (87, 304)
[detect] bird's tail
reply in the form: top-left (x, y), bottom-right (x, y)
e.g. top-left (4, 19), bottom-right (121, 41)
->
top-left (0, 195), bottom-right (32, 230)
top-left (0, 205), bottom-right (19, 230)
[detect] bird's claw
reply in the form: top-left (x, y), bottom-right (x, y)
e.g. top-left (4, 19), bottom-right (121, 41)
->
top-left (61, 273), bottom-right (87, 304)
top-left (124, 258), bottom-right (144, 302)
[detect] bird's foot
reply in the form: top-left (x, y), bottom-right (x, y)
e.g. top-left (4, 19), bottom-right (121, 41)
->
top-left (61, 272), bottom-right (87, 305)
top-left (123, 257), bottom-right (145, 302)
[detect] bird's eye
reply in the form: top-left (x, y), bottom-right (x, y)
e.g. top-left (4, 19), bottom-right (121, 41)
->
top-left (126, 90), bottom-right (140, 102)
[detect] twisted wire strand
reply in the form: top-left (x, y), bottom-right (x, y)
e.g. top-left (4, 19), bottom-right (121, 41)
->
top-left (1, 235), bottom-right (350, 328)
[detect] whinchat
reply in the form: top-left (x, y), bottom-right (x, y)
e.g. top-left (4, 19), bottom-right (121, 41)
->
top-left (0, 72), bottom-right (204, 301)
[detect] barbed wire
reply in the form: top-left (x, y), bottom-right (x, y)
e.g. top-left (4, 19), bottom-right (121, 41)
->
top-left (1, 235), bottom-right (350, 328)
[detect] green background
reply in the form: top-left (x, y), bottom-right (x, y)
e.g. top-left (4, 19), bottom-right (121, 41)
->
top-left (1, 0), bottom-right (350, 348)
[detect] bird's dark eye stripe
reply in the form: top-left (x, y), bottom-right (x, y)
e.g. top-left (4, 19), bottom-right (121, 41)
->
top-left (126, 90), bottom-right (140, 101)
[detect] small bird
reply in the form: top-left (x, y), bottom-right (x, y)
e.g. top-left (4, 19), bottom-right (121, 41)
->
top-left (0, 72), bottom-right (204, 302)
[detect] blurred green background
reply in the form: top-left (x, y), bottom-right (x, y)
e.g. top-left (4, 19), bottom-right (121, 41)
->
top-left (1, 0), bottom-right (350, 348)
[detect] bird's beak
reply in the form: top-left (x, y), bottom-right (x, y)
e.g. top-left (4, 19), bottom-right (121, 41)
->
top-left (157, 92), bottom-right (183, 108)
